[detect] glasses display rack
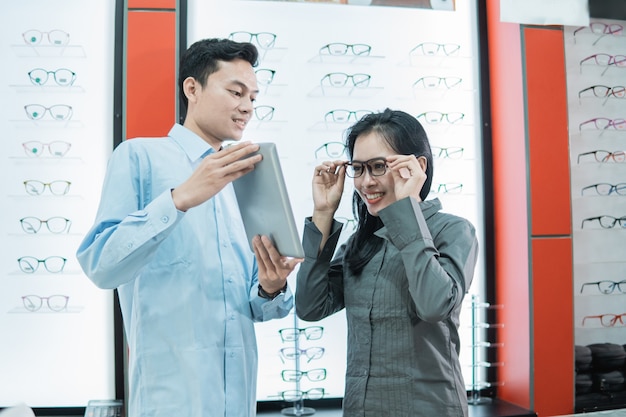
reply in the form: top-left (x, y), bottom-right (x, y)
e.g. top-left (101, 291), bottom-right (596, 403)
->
top-left (281, 314), bottom-right (316, 416)
top-left (467, 294), bottom-right (504, 405)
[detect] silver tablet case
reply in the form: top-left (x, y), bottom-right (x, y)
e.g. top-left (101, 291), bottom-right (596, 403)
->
top-left (232, 143), bottom-right (304, 258)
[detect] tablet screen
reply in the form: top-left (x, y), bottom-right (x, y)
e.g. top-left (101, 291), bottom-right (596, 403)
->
top-left (232, 143), bottom-right (305, 258)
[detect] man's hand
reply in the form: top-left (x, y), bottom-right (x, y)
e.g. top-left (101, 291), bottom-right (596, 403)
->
top-left (172, 142), bottom-right (261, 212)
top-left (252, 235), bottom-right (303, 294)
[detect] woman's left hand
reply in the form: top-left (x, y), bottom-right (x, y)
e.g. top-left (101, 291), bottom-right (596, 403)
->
top-left (386, 154), bottom-right (427, 201)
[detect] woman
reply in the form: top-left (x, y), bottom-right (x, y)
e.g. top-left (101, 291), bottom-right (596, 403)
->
top-left (296, 108), bottom-right (479, 417)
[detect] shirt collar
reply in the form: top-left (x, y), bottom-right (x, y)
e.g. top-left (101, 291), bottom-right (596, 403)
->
top-left (167, 123), bottom-right (215, 163)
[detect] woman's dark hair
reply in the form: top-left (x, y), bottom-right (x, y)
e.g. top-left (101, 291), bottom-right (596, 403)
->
top-left (343, 108), bottom-right (434, 275)
top-left (178, 38), bottom-right (259, 110)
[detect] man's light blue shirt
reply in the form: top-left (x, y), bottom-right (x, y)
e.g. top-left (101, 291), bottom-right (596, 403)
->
top-left (77, 124), bottom-right (293, 417)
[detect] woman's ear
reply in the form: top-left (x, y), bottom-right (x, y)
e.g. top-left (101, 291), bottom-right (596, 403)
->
top-left (417, 155), bottom-right (428, 173)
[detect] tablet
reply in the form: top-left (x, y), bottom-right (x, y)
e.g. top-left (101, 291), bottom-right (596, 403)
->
top-left (232, 142), bottom-right (305, 258)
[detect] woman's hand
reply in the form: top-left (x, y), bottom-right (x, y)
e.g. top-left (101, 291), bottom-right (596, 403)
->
top-left (312, 160), bottom-right (347, 213)
top-left (386, 154), bottom-right (427, 202)
top-left (311, 160), bottom-right (347, 250)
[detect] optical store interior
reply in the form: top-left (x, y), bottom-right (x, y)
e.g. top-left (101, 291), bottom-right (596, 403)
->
top-left (2, 0), bottom-right (626, 416)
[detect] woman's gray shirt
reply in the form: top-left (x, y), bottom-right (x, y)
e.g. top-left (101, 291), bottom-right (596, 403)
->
top-left (296, 197), bottom-right (479, 417)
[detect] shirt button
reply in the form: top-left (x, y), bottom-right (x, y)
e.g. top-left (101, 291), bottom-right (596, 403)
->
top-left (127, 243), bottom-right (133, 249)
top-left (161, 216), bottom-right (169, 223)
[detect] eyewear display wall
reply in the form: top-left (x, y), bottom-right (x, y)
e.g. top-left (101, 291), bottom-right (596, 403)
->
top-left (0, 0), bottom-right (117, 410)
top-left (565, 19), bottom-right (626, 349)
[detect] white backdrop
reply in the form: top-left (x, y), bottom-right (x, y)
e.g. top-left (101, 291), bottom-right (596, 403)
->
top-left (188, 0), bottom-right (487, 402)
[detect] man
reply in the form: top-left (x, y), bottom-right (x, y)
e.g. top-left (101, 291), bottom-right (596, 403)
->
top-left (77, 38), bottom-right (300, 417)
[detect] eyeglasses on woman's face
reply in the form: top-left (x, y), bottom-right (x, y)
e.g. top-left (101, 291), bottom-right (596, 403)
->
top-left (345, 157), bottom-right (387, 178)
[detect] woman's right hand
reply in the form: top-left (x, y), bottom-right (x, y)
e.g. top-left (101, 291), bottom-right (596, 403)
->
top-left (312, 160), bottom-right (346, 213)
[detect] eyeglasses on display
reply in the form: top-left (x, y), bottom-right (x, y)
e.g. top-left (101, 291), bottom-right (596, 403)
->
top-left (23, 180), bottom-right (71, 196)
top-left (432, 146), bottom-right (464, 159)
top-left (579, 117), bottom-right (626, 131)
top-left (22, 140), bottom-right (71, 158)
top-left (580, 280), bottom-right (626, 295)
top-left (20, 216), bottom-right (72, 234)
top-left (319, 43), bottom-right (371, 56)
top-left (577, 150), bottom-right (626, 164)
top-left (17, 256), bottom-right (67, 273)
top-left (417, 111), bottom-right (464, 125)
top-left (410, 42), bottom-right (460, 57)
top-left (581, 215), bottom-right (626, 229)
top-left (254, 105), bottom-right (275, 121)
top-left (228, 31), bottom-right (276, 49)
top-left (345, 158), bottom-right (387, 178)
top-left (22, 29), bottom-right (70, 46)
top-left (581, 183), bottom-right (626, 196)
top-left (24, 104), bottom-right (73, 121)
top-left (578, 85), bottom-right (626, 99)
top-left (430, 182), bottom-right (463, 194)
top-left (28, 68), bottom-right (76, 86)
top-left (413, 76), bottom-right (462, 90)
top-left (279, 347), bottom-right (325, 362)
top-left (278, 388), bottom-right (325, 402)
top-left (320, 72), bottom-right (371, 88)
top-left (278, 326), bottom-right (324, 342)
top-left (281, 368), bottom-right (327, 382)
top-left (22, 295), bottom-right (69, 312)
top-left (324, 109), bottom-right (372, 123)
top-left (582, 313), bottom-right (626, 327)
top-left (579, 53), bottom-right (626, 67)
top-left (255, 68), bottom-right (276, 85)
top-left (574, 22), bottom-right (623, 45)
top-left (315, 142), bottom-right (346, 159)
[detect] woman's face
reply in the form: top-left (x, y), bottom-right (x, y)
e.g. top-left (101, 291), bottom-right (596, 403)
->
top-left (351, 131), bottom-right (397, 217)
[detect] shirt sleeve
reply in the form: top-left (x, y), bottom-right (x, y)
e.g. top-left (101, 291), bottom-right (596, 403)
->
top-left (295, 217), bottom-right (346, 322)
top-left (378, 197), bottom-right (479, 323)
top-left (249, 285), bottom-right (294, 322)
top-left (76, 142), bottom-right (183, 289)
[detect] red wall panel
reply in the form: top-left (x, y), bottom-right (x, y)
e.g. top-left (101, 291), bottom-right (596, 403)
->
top-left (126, 10), bottom-right (176, 139)
top-left (128, 0), bottom-right (176, 9)
top-left (531, 238), bottom-right (574, 415)
top-left (524, 27), bottom-right (572, 237)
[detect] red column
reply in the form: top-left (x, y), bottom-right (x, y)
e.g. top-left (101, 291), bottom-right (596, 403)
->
top-left (125, 0), bottom-right (177, 139)
top-left (486, 0), bottom-right (575, 415)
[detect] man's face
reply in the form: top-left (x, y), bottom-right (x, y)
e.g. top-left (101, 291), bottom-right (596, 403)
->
top-left (183, 59), bottom-right (259, 149)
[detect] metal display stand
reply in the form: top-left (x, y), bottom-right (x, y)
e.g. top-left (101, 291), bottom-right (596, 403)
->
top-left (467, 294), bottom-right (504, 404)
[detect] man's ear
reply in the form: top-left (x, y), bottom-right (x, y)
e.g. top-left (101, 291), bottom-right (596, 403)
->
top-left (182, 77), bottom-right (198, 103)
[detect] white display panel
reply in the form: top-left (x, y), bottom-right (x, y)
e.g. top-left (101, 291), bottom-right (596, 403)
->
top-left (188, 0), bottom-right (486, 403)
top-left (0, 0), bottom-right (116, 408)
